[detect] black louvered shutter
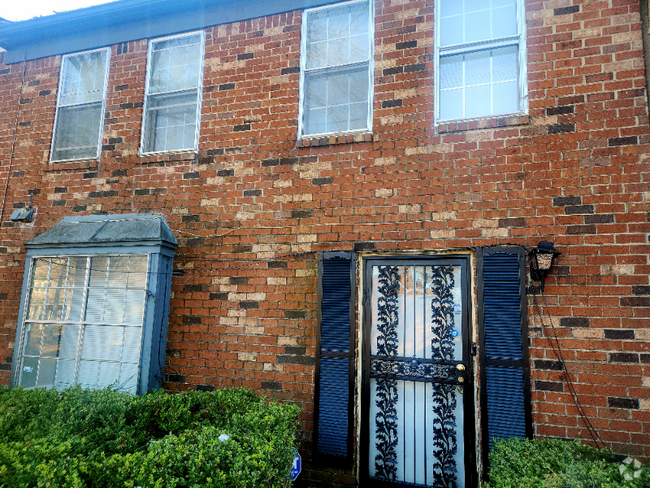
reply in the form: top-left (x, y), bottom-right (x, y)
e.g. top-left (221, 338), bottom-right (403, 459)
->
top-left (479, 247), bottom-right (532, 462)
top-left (315, 252), bottom-right (355, 463)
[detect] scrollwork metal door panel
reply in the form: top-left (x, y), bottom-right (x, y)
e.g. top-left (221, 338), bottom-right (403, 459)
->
top-left (363, 259), bottom-right (473, 488)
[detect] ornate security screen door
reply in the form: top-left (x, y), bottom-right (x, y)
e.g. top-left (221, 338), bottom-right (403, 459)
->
top-left (362, 257), bottom-right (474, 488)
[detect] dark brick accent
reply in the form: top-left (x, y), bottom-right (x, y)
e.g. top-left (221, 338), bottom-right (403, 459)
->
top-left (404, 63), bottom-right (426, 73)
top-left (0, 293), bottom-right (7, 300)
top-left (53, 187), bottom-right (67, 194)
top-left (554, 5), bottom-right (580, 15)
top-left (499, 218), bottom-right (526, 228)
top-left (285, 310), bottom-right (307, 319)
top-left (560, 317), bottom-right (590, 328)
top-left (230, 277), bottom-right (249, 285)
top-left (20, 98), bottom-right (33, 104)
top-left (641, 354), bottom-right (650, 363)
top-left (18, 121), bottom-right (31, 127)
top-left (621, 297), bottom-right (650, 307)
top-left (183, 172), bottom-right (200, 179)
top-left (182, 315), bottom-right (202, 324)
top-left (115, 84), bottom-right (129, 91)
top-left (0, 364), bottom-right (10, 371)
top-left (27, 80), bottom-right (40, 87)
top-left (0, 69), bottom-right (10, 75)
top-left (261, 381), bottom-right (282, 391)
top-left (312, 177), bottom-right (333, 185)
top-left (546, 106), bottom-right (574, 116)
top-left (553, 196), bottom-right (581, 206)
top-left (285, 346), bottom-right (306, 355)
top-left (210, 292), bottom-right (229, 301)
top-left (584, 214), bottom-right (614, 224)
top-left (89, 191), bottom-right (119, 198)
top-left (281, 66), bottom-right (300, 75)
top-left (184, 284), bottom-right (207, 293)
top-left (609, 353), bottom-right (639, 363)
top-left (277, 354), bottom-right (315, 365)
top-left (535, 381), bottom-right (564, 392)
top-left (53, 200), bottom-right (66, 207)
top-left (382, 99), bottom-right (403, 108)
top-left (12, 171), bottom-right (25, 177)
top-left (38, 90), bottom-right (51, 96)
top-left (534, 360), bottom-right (563, 371)
top-left (208, 149), bottom-right (225, 156)
top-left (608, 397), bottom-right (639, 409)
top-left (244, 189), bottom-right (262, 197)
top-left (217, 169), bottom-right (234, 177)
top-left (396, 40), bottom-right (417, 50)
top-left (262, 158), bottom-right (280, 167)
top-left (196, 384), bottom-right (215, 392)
top-left (237, 53), bottom-right (254, 60)
top-left (608, 136), bottom-right (638, 146)
top-left (134, 189), bottom-right (150, 196)
top-left (232, 245), bottom-right (252, 253)
top-left (632, 286), bottom-right (650, 295)
top-left (112, 169), bottom-right (128, 176)
top-left (354, 241), bottom-right (376, 251)
top-left (83, 172), bottom-right (98, 179)
top-left (291, 210), bottom-right (312, 219)
top-left (13, 202), bottom-right (25, 208)
top-left (567, 224), bottom-right (596, 235)
top-left (186, 238), bottom-right (205, 247)
top-left (240, 301), bottom-right (259, 309)
top-left (181, 215), bottom-right (200, 223)
top-left (116, 42), bottom-right (129, 55)
top-left (383, 66), bottom-right (403, 76)
top-left (268, 261), bottom-right (288, 269)
top-left (565, 205), bottom-right (594, 215)
top-left (547, 124), bottom-right (575, 134)
top-left (108, 137), bottom-right (123, 144)
top-left (234, 124), bottom-right (251, 132)
top-left (604, 329), bottom-right (634, 340)
top-left (166, 374), bottom-right (186, 383)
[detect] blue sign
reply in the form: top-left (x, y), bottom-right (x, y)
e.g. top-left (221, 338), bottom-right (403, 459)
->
top-left (289, 449), bottom-right (301, 481)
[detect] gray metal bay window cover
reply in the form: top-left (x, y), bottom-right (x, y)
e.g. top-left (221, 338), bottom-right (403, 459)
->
top-left (11, 214), bottom-right (177, 395)
top-left (141, 31), bottom-right (205, 154)
top-left (434, 0), bottom-right (527, 123)
top-left (300, 0), bottom-right (373, 137)
top-left (51, 48), bottom-right (110, 162)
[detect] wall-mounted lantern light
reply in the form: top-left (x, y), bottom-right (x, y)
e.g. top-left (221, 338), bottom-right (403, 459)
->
top-left (528, 240), bottom-right (561, 293)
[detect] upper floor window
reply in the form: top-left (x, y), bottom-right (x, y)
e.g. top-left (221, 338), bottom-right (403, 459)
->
top-left (300, 0), bottom-right (373, 138)
top-left (435, 0), bottom-right (527, 123)
top-left (141, 32), bottom-right (204, 154)
top-left (51, 48), bottom-right (110, 162)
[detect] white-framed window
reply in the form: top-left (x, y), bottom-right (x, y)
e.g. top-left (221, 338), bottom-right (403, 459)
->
top-left (300, 0), bottom-right (373, 138)
top-left (435, 0), bottom-right (527, 123)
top-left (51, 48), bottom-right (110, 162)
top-left (17, 255), bottom-right (149, 394)
top-left (141, 31), bottom-right (205, 154)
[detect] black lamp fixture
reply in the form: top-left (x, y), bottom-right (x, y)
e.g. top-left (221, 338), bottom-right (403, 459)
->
top-left (528, 240), bottom-right (561, 293)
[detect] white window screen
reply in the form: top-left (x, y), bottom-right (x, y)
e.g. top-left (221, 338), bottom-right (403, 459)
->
top-left (301, 1), bottom-right (372, 136)
top-left (142, 33), bottom-right (204, 153)
top-left (18, 255), bottom-right (148, 394)
top-left (51, 49), bottom-right (109, 161)
top-left (437, 0), bottom-right (525, 122)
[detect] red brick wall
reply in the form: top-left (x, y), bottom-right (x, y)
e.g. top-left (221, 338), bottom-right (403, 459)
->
top-left (0, 0), bottom-right (648, 479)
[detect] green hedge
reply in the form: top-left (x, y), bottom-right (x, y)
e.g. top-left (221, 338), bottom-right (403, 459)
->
top-left (485, 438), bottom-right (650, 488)
top-left (0, 387), bottom-right (300, 488)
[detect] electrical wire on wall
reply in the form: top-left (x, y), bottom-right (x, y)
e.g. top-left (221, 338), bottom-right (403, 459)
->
top-left (0, 47), bottom-right (28, 225)
top-left (530, 278), bottom-right (605, 450)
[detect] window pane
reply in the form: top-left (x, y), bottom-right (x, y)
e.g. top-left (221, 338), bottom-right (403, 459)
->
top-left (68, 257), bottom-right (88, 287)
top-left (440, 0), bottom-right (518, 47)
top-left (307, 10), bottom-right (328, 43)
top-left (440, 55), bottom-right (463, 89)
top-left (493, 46), bottom-right (518, 82)
top-left (23, 323), bottom-right (43, 357)
top-left (89, 257), bottom-right (109, 288)
top-left (41, 324), bottom-right (64, 357)
top-left (492, 4), bottom-right (517, 38)
top-left (55, 359), bottom-right (76, 389)
top-left (465, 51), bottom-right (491, 87)
top-left (304, 64), bottom-right (369, 135)
top-left (440, 15), bottom-right (463, 47)
top-left (37, 358), bottom-right (57, 388)
top-left (82, 325), bottom-right (123, 361)
top-left (60, 50), bottom-right (108, 105)
top-left (20, 357), bottom-right (39, 388)
top-left (108, 257), bottom-right (129, 288)
top-left (465, 11), bottom-right (490, 43)
top-left (149, 34), bottom-right (202, 94)
top-left (77, 360), bottom-right (99, 389)
top-left (440, 88), bottom-right (463, 121)
top-left (122, 327), bottom-right (142, 363)
top-left (493, 81), bottom-right (518, 114)
top-left (144, 92), bottom-right (198, 153)
top-left (44, 288), bottom-right (65, 321)
top-left (32, 259), bottom-right (50, 288)
top-left (52, 103), bottom-right (102, 161)
top-left (124, 290), bottom-right (146, 325)
top-left (465, 84), bottom-right (491, 118)
top-left (63, 288), bottom-right (85, 322)
top-left (27, 289), bottom-right (46, 320)
top-left (85, 288), bottom-right (105, 322)
top-left (105, 289), bottom-right (126, 323)
top-left (119, 362), bottom-right (138, 393)
top-left (97, 362), bottom-right (121, 388)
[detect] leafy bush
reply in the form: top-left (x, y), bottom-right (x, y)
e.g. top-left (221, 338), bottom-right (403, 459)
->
top-left (485, 438), bottom-right (650, 488)
top-left (0, 387), bottom-right (300, 488)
